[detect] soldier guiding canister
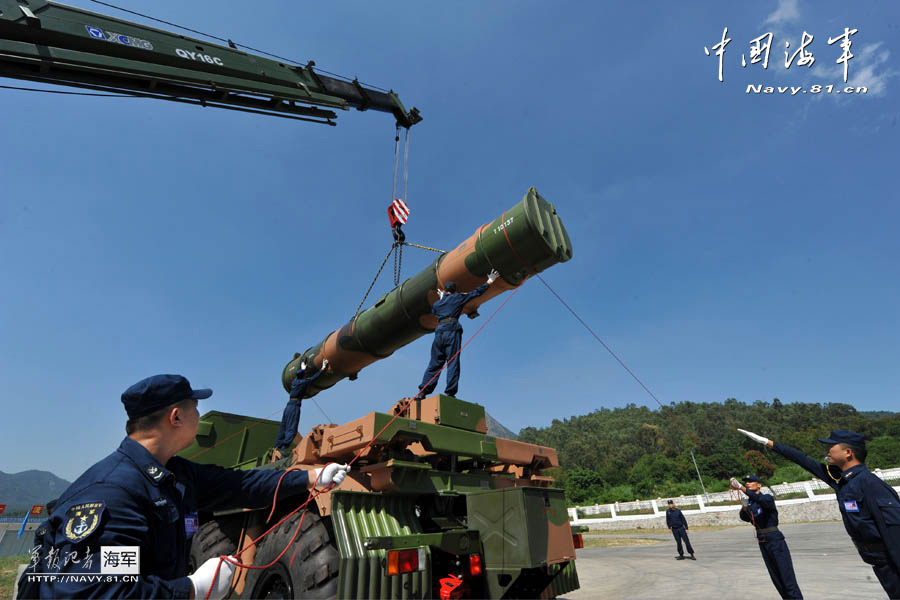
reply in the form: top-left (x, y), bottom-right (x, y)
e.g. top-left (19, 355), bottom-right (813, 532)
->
top-left (415, 269), bottom-right (500, 400)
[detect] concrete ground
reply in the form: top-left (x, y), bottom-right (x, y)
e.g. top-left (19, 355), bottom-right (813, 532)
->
top-left (562, 521), bottom-right (888, 599)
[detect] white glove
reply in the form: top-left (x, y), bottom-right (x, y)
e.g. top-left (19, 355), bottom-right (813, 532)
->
top-left (729, 477), bottom-right (742, 490)
top-left (315, 463), bottom-right (351, 487)
top-left (321, 358), bottom-right (329, 370)
top-left (437, 289), bottom-right (446, 300)
top-left (740, 496), bottom-right (749, 507)
top-left (737, 428), bottom-right (770, 446)
top-left (188, 556), bottom-right (235, 600)
top-left (487, 269), bottom-right (500, 284)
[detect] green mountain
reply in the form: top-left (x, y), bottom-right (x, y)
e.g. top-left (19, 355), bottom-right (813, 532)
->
top-left (518, 399), bottom-right (900, 505)
top-left (486, 412), bottom-right (518, 440)
top-left (0, 470), bottom-right (71, 513)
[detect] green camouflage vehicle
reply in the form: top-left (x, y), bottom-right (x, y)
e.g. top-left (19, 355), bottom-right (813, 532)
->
top-left (182, 192), bottom-right (580, 599)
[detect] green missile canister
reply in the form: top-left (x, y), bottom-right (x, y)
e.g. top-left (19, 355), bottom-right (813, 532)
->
top-left (282, 187), bottom-right (572, 398)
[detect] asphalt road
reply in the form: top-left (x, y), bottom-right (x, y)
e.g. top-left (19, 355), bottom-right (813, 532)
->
top-left (562, 522), bottom-right (888, 599)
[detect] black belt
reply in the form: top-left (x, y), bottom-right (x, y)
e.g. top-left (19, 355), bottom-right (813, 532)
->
top-left (438, 317), bottom-right (458, 324)
top-left (855, 540), bottom-right (887, 553)
top-left (756, 526), bottom-right (779, 535)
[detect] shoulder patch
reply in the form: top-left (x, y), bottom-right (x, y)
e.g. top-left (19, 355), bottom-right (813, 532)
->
top-left (64, 501), bottom-right (106, 543)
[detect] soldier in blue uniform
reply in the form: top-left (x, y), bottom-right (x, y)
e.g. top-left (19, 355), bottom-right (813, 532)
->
top-left (731, 474), bottom-right (803, 599)
top-left (739, 428), bottom-right (900, 599)
top-left (273, 358), bottom-right (329, 458)
top-left (17, 374), bottom-right (350, 600)
top-left (665, 499), bottom-right (695, 560)
top-left (415, 269), bottom-right (499, 399)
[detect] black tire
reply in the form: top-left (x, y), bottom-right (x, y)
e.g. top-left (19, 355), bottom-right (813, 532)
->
top-left (188, 516), bottom-right (244, 573)
top-left (244, 511), bottom-right (339, 600)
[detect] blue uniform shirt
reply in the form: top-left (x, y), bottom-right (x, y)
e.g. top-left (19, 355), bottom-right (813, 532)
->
top-left (432, 283), bottom-right (489, 329)
top-left (772, 441), bottom-right (900, 571)
top-left (738, 488), bottom-right (779, 534)
top-left (19, 437), bottom-right (310, 599)
top-left (665, 507), bottom-right (689, 529)
top-left (289, 367), bottom-right (325, 400)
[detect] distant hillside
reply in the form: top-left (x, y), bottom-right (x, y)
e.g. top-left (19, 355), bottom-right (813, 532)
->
top-left (0, 470), bottom-right (71, 512)
top-left (518, 400), bottom-right (900, 506)
top-left (862, 410), bottom-right (898, 419)
top-left (486, 412), bottom-right (518, 440)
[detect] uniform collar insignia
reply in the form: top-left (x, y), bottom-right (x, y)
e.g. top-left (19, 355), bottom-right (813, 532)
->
top-left (118, 437), bottom-right (172, 485)
top-left (842, 465), bottom-right (866, 481)
top-left (144, 464), bottom-right (168, 482)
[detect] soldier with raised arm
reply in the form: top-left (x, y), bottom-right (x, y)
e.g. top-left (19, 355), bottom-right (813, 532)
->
top-left (738, 427), bottom-right (900, 598)
top-left (415, 269), bottom-right (499, 399)
top-left (731, 474), bottom-right (802, 599)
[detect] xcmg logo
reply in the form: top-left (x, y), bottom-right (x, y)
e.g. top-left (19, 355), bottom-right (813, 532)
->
top-left (84, 25), bottom-right (153, 50)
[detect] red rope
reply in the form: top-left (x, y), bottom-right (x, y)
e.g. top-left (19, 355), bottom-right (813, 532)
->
top-left (202, 275), bottom-right (521, 598)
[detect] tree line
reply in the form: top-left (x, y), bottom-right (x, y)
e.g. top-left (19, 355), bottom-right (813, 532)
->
top-left (518, 399), bottom-right (900, 505)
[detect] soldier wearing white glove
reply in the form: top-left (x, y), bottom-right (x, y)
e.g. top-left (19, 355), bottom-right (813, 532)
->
top-left (415, 270), bottom-right (501, 400)
top-left (188, 556), bottom-right (236, 600)
top-left (737, 428), bottom-right (773, 448)
top-left (314, 463), bottom-right (351, 487)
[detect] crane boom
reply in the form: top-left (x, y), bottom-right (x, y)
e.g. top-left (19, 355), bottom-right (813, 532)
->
top-left (0, 0), bottom-right (421, 126)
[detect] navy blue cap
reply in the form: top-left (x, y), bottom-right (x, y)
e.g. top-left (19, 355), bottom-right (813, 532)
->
top-left (444, 281), bottom-right (457, 293)
top-left (817, 430), bottom-right (866, 448)
top-left (743, 474), bottom-right (762, 483)
top-left (121, 374), bottom-right (212, 420)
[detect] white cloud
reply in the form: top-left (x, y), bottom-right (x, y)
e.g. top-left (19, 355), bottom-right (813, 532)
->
top-left (764, 0), bottom-right (801, 27)
top-left (846, 42), bottom-right (895, 97)
top-left (816, 41), bottom-right (896, 98)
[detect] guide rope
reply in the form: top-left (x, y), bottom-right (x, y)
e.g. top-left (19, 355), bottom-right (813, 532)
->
top-left (496, 212), bottom-right (752, 512)
top-left (204, 277), bottom-right (523, 599)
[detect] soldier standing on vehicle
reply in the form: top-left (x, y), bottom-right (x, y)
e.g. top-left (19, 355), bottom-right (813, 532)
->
top-left (17, 374), bottom-right (350, 600)
top-left (731, 474), bottom-right (803, 599)
top-left (738, 428), bottom-right (900, 598)
top-left (665, 499), bottom-right (696, 560)
top-left (415, 269), bottom-right (500, 399)
top-left (274, 359), bottom-right (329, 458)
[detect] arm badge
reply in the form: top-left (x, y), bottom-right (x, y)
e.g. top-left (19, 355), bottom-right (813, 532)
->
top-left (63, 502), bottom-right (106, 543)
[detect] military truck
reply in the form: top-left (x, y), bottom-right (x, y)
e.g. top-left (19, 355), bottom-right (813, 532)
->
top-left (2, 3), bottom-right (581, 597)
top-left (182, 191), bottom-right (580, 599)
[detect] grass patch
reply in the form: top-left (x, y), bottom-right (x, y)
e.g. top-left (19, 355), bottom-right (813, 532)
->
top-left (585, 525), bottom-right (739, 535)
top-left (582, 536), bottom-right (663, 548)
top-left (575, 512), bottom-right (612, 520)
top-left (1, 556), bottom-right (28, 599)
top-left (612, 509), bottom-right (655, 516)
top-left (773, 492), bottom-right (809, 500)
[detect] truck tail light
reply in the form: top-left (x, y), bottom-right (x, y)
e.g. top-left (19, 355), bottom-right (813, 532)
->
top-left (468, 553), bottom-right (482, 576)
top-left (386, 548), bottom-right (426, 576)
top-left (572, 533), bottom-right (584, 549)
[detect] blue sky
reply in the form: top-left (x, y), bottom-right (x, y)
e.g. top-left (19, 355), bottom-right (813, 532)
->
top-left (1, 0), bottom-right (898, 481)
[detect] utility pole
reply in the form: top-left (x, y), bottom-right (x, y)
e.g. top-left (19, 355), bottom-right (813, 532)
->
top-left (690, 449), bottom-right (709, 501)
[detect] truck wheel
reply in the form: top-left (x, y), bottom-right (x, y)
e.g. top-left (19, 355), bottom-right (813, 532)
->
top-left (245, 511), bottom-right (339, 600)
top-left (188, 517), bottom-right (243, 573)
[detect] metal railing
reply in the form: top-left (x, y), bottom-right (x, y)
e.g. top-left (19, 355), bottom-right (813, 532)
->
top-left (569, 466), bottom-right (900, 523)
